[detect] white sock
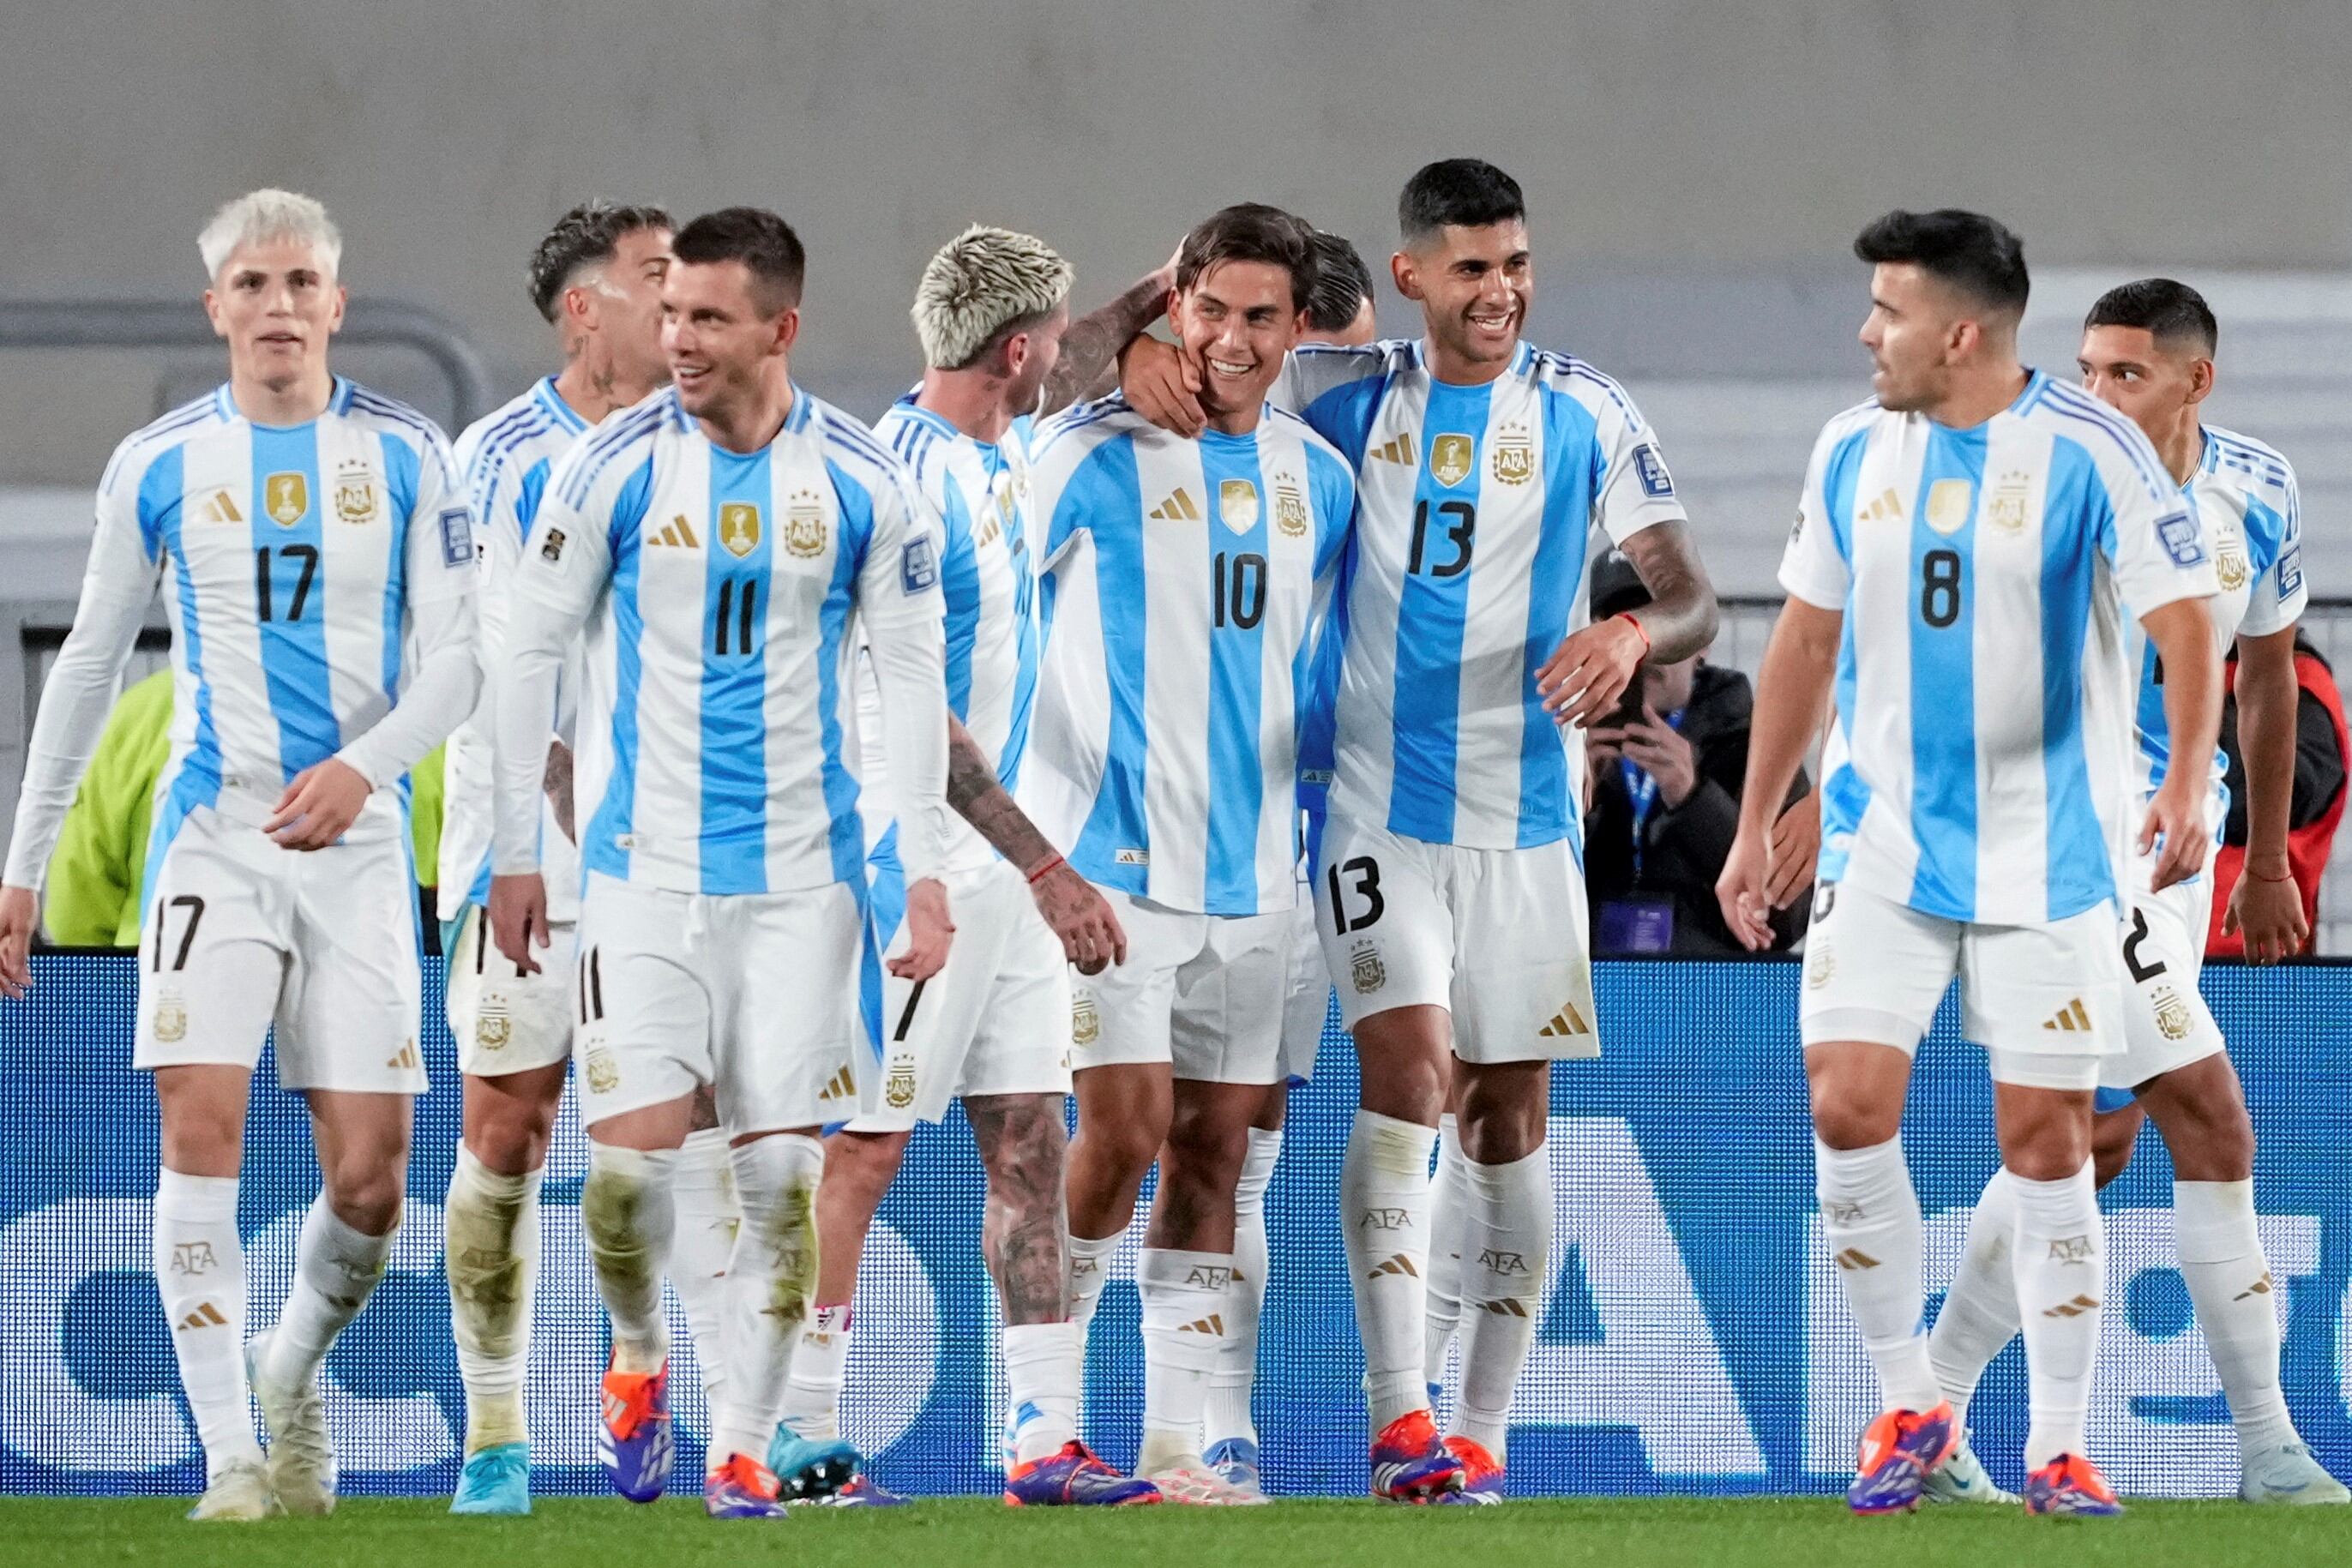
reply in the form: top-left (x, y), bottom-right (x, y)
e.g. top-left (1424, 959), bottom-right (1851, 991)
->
top-left (1815, 1136), bottom-right (1940, 1412)
top-left (1136, 1247), bottom-right (1231, 1473)
top-left (711, 1133), bottom-right (823, 1467)
top-left (2010, 1163), bottom-right (2102, 1469)
top-left (1067, 1229), bottom-right (1121, 1340)
top-left (443, 1147), bottom-right (543, 1453)
top-left (1450, 1148), bottom-right (1549, 1460)
top-left (1206, 1126), bottom-right (1281, 1451)
top-left (670, 1127), bottom-right (739, 1415)
top-left (2175, 1179), bottom-right (2295, 1454)
top-left (262, 1193), bottom-right (395, 1391)
top-left (777, 1303), bottom-right (851, 1442)
top-left (1928, 1166), bottom-right (2023, 1420)
top-left (1004, 1319), bottom-right (1082, 1465)
top-left (1424, 1114), bottom-right (1466, 1396)
top-left (1343, 1110), bottom-right (1437, 1429)
top-left (580, 1143), bottom-right (677, 1373)
top-left (153, 1169), bottom-right (262, 1474)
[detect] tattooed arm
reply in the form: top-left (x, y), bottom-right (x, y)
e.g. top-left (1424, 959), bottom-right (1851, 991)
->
top-left (542, 739), bottom-right (575, 843)
top-left (1537, 520), bottom-right (1719, 728)
top-left (947, 716), bottom-right (1128, 972)
top-left (1036, 259), bottom-right (1176, 418)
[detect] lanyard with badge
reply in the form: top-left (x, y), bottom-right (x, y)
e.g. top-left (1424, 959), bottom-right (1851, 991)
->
top-left (1598, 706), bottom-right (1685, 955)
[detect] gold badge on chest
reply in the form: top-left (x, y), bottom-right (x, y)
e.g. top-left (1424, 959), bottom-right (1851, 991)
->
top-left (1218, 478), bottom-right (1260, 535)
top-left (719, 501), bottom-right (763, 558)
top-left (786, 490), bottom-right (829, 559)
top-left (334, 460), bottom-right (379, 525)
top-left (1273, 478), bottom-right (1309, 538)
top-left (1924, 478), bottom-right (1974, 536)
top-left (1490, 421), bottom-right (1534, 486)
top-left (264, 472), bottom-right (309, 527)
top-left (1430, 433), bottom-right (1475, 489)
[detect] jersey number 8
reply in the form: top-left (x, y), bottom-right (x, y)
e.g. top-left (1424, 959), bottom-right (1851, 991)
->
top-left (1920, 548), bottom-right (1963, 628)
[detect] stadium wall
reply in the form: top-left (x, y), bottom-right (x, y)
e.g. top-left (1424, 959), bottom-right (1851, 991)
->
top-left (3, 956), bottom-right (2348, 1499)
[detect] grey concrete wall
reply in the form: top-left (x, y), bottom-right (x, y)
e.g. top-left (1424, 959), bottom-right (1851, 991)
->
top-left (3, 0), bottom-right (2349, 482)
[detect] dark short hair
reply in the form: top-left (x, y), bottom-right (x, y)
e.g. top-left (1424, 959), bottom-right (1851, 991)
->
top-left (670, 207), bottom-right (808, 315)
top-left (2085, 277), bottom-right (2218, 356)
top-left (1175, 204), bottom-right (1314, 312)
top-left (527, 201), bottom-right (673, 322)
top-left (1399, 159), bottom-right (1525, 246)
top-left (1305, 231), bottom-right (1375, 334)
top-left (1852, 208), bottom-right (2030, 316)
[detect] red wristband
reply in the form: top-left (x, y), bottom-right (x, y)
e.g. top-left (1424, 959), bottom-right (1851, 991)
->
top-left (1619, 611), bottom-right (1651, 658)
top-left (2246, 864), bottom-right (2297, 884)
top-left (1026, 853), bottom-right (1066, 886)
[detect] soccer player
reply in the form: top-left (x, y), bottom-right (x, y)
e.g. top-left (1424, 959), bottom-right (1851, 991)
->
top-left (1125, 161), bottom-right (1717, 1503)
top-left (1919, 279), bottom-right (2347, 1506)
top-left (769, 226), bottom-right (1159, 1509)
top-left (1205, 225), bottom-right (1378, 1495)
top-left (0, 189), bottom-right (481, 1520)
top-left (1717, 212), bottom-right (2223, 1518)
top-left (436, 201), bottom-right (739, 1513)
top-left (486, 207), bottom-right (953, 1520)
top-left (1027, 204), bottom-right (1354, 1505)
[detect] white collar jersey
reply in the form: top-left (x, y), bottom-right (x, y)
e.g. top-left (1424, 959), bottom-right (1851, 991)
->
top-left (440, 375), bottom-right (590, 923)
top-left (1276, 339), bottom-right (1688, 856)
top-left (87, 378), bottom-right (471, 850)
top-left (1020, 398), bottom-right (1355, 916)
top-left (514, 385), bottom-right (940, 897)
top-left (2126, 424), bottom-right (2307, 800)
top-left (1781, 371), bottom-right (2219, 926)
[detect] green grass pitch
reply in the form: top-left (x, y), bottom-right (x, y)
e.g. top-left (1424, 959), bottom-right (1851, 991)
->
top-left (5, 1496), bottom-right (2347, 1568)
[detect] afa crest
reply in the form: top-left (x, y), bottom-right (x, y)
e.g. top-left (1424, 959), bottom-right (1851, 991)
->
top-left (334, 462), bottom-right (379, 524)
top-left (1071, 994), bottom-right (1101, 1047)
top-left (1273, 480), bottom-right (1309, 538)
top-left (884, 1054), bottom-right (917, 1110)
top-left (1430, 433), bottom-right (1475, 489)
top-left (1988, 471), bottom-right (2030, 534)
top-left (585, 1046), bottom-right (620, 1096)
top-left (785, 490), bottom-right (828, 559)
top-left (1350, 940), bottom-right (1386, 995)
top-left (719, 502), bottom-right (763, 558)
top-left (1218, 478), bottom-right (1260, 536)
top-left (2152, 987), bottom-right (2194, 1042)
top-left (264, 472), bottom-right (309, 527)
top-left (1490, 423), bottom-right (1534, 486)
top-left (2214, 523), bottom-right (2249, 590)
top-left (153, 994), bottom-right (188, 1043)
top-left (474, 1010), bottom-right (512, 1051)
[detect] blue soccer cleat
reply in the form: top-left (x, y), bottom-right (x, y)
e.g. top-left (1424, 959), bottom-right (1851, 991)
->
top-left (767, 1424), bottom-right (861, 1501)
top-left (1848, 1403), bottom-right (1958, 1516)
top-left (596, 1360), bottom-right (673, 1504)
top-left (2024, 1454), bottom-right (2123, 1517)
top-left (1204, 1436), bottom-right (1264, 1498)
top-left (705, 1453), bottom-right (790, 1519)
top-left (1369, 1409), bottom-right (1463, 1503)
top-left (1004, 1440), bottom-right (1162, 1506)
top-left (1435, 1435), bottom-right (1503, 1504)
top-left (449, 1442), bottom-right (532, 1515)
top-left (809, 1474), bottom-right (911, 1508)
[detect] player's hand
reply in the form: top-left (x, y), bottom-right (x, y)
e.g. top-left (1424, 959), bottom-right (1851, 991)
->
top-left (0, 884), bottom-right (37, 999)
top-left (2223, 861), bottom-right (2309, 965)
top-left (1714, 826), bottom-right (1776, 952)
top-left (265, 758), bottom-right (372, 849)
top-left (1766, 791), bottom-right (1821, 910)
top-left (1030, 860), bottom-right (1128, 976)
top-left (489, 872), bottom-right (550, 975)
top-left (1537, 616), bottom-right (1646, 729)
top-left (892, 876), bottom-right (955, 981)
top-left (1118, 335), bottom-right (1204, 438)
top-left (2138, 778), bottom-right (2211, 893)
top-left (1621, 704), bottom-right (1698, 807)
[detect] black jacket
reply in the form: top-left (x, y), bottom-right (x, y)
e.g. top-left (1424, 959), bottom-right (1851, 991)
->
top-left (1584, 663), bottom-right (1808, 957)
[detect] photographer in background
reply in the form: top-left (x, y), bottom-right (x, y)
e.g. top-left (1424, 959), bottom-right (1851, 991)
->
top-left (1585, 550), bottom-right (1810, 955)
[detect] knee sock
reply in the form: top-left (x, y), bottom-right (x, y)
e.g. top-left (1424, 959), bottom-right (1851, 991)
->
top-left (442, 1147), bottom-right (543, 1453)
top-left (262, 1193), bottom-right (396, 1391)
top-left (1135, 1247), bottom-right (1233, 1474)
top-left (2010, 1164), bottom-right (2103, 1469)
top-left (1342, 1110), bottom-right (1438, 1429)
top-left (669, 1127), bottom-right (739, 1416)
top-left (580, 1144), bottom-right (677, 1374)
top-left (1927, 1166), bottom-right (2024, 1421)
top-left (1815, 1136), bottom-right (1940, 1412)
top-left (2175, 1179), bottom-right (2296, 1454)
top-left (776, 1303), bottom-right (851, 1442)
top-left (710, 1133), bottom-right (823, 1467)
top-left (1423, 1114), bottom-right (1467, 1397)
top-left (1003, 1319), bottom-right (1083, 1466)
top-left (153, 1169), bottom-right (262, 1475)
top-left (1067, 1229), bottom-right (1121, 1338)
top-left (1205, 1126), bottom-right (1282, 1452)
top-left (1449, 1148), bottom-right (1549, 1460)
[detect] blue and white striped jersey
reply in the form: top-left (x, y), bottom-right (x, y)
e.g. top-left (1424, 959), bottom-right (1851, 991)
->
top-left (871, 398), bottom-right (1040, 874)
top-left (87, 379), bottom-right (472, 847)
top-left (440, 376), bottom-right (588, 923)
top-left (1782, 371), bottom-right (2219, 925)
top-left (507, 386), bottom-right (945, 897)
top-left (2126, 424), bottom-right (2307, 799)
top-left (1020, 398), bottom-right (1355, 916)
top-left (1276, 339), bottom-right (1687, 854)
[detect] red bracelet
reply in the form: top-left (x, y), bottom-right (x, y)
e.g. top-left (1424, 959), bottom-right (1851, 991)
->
top-left (2246, 864), bottom-right (2297, 884)
top-left (1026, 853), bottom-right (1066, 886)
top-left (1619, 612), bottom-right (1651, 658)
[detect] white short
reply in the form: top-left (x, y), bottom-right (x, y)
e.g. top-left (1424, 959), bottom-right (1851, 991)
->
top-left (1799, 880), bottom-right (2126, 1090)
top-left (444, 904), bottom-right (578, 1077)
top-left (573, 872), bottom-right (863, 1135)
top-left (2101, 854), bottom-right (2226, 1097)
top-left (1314, 815), bottom-right (1597, 1064)
top-left (845, 858), bottom-right (1071, 1132)
top-left (1276, 892), bottom-right (1333, 1084)
top-left (133, 805), bottom-right (425, 1094)
top-left (1068, 891), bottom-right (1293, 1085)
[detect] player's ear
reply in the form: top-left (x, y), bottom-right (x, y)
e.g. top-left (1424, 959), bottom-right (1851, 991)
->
top-left (202, 287), bottom-right (227, 341)
top-left (773, 306), bottom-right (800, 357)
top-left (326, 283), bottom-right (347, 337)
top-left (2186, 357), bottom-right (2216, 406)
top-left (1390, 249), bottom-right (1423, 303)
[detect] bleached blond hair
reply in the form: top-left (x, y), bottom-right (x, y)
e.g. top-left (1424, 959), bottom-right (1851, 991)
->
top-left (198, 189), bottom-right (343, 280)
top-left (911, 225), bottom-right (1074, 370)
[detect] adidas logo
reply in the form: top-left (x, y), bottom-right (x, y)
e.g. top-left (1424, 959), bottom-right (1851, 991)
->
top-left (178, 1301), bottom-right (229, 1331)
top-left (385, 1040), bottom-right (420, 1071)
top-left (1476, 1298), bottom-right (1530, 1318)
top-left (1366, 1253), bottom-right (1419, 1282)
top-left (2042, 998), bottom-right (2093, 1032)
top-left (1858, 487), bottom-right (1904, 524)
top-left (1369, 433), bottom-right (1417, 466)
top-left (2042, 1293), bottom-right (2102, 1319)
top-left (1148, 488), bottom-right (1201, 522)
top-left (1538, 1004), bottom-right (1591, 1038)
top-left (2236, 1271), bottom-right (2274, 1301)
top-left (195, 490), bottom-right (244, 524)
top-left (650, 514), bottom-right (701, 548)
top-left (1177, 1313), bottom-right (1225, 1335)
top-left (1833, 1247), bottom-right (1880, 1271)
top-left (816, 1063), bottom-right (856, 1102)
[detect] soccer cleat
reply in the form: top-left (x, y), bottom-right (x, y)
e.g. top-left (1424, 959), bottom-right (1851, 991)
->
top-left (1921, 1432), bottom-right (2018, 1505)
top-left (1369, 1409), bottom-right (1463, 1502)
top-left (1147, 1459), bottom-right (1274, 1505)
top-left (2241, 1442), bottom-right (2351, 1505)
top-left (704, 1453), bottom-right (790, 1519)
top-left (2023, 1453), bottom-right (2123, 1517)
top-left (1004, 1441), bottom-right (1162, 1506)
top-left (767, 1426), bottom-right (861, 1501)
top-left (1438, 1435), bottom-right (1504, 1504)
top-left (449, 1441), bottom-right (532, 1515)
top-left (1204, 1436), bottom-right (1264, 1499)
top-left (596, 1359), bottom-right (673, 1503)
top-left (1847, 1402), bottom-right (1958, 1515)
top-left (187, 1457), bottom-right (279, 1522)
top-left (808, 1474), bottom-right (911, 1508)
top-left (246, 1333), bottom-right (337, 1517)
